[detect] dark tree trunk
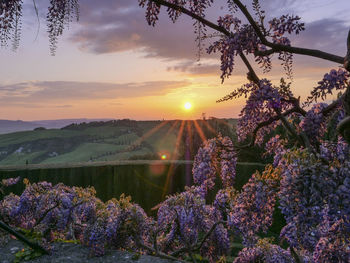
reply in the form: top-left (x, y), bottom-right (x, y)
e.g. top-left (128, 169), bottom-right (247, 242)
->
top-left (338, 29), bottom-right (350, 143)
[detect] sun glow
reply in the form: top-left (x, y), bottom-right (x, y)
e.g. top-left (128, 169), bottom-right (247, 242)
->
top-left (184, 102), bottom-right (192, 110)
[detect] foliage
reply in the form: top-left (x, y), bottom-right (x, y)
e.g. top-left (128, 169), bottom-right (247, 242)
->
top-left (14, 247), bottom-right (43, 263)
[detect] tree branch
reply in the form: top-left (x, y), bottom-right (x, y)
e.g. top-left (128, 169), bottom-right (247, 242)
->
top-left (239, 53), bottom-right (260, 84)
top-left (322, 94), bottom-right (344, 116)
top-left (147, 0), bottom-right (261, 85)
top-left (233, 0), bottom-right (344, 64)
top-left (148, 0), bottom-right (230, 36)
top-left (345, 29), bottom-right (350, 71)
top-left (0, 221), bottom-right (49, 255)
top-left (275, 109), bottom-right (309, 148)
top-left (237, 106), bottom-right (305, 148)
top-left (194, 221), bottom-right (225, 251)
top-left (137, 241), bottom-right (187, 262)
top-left (33, 202), bottom-right (60, 229)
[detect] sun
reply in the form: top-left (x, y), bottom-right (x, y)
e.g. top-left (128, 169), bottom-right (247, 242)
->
top-left (184, 102), bottom-right (192, 110)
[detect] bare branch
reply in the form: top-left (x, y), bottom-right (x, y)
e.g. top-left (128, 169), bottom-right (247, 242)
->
top-left (137, 240), bottom-right (187, 262)
top-left (233, 0), bottom-right (344, 65)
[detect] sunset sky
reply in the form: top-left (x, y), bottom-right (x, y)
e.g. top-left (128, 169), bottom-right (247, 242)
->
top-left (1, 0), bottom-right (349, 121)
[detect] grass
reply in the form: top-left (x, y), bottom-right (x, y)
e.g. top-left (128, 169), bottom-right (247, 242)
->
top-left (41, 143), bottom-right (126, 164)
top-left (0, 151), bottom-right (46, 165)
top-left (93, 148), bottom-right (153, 161)
top-left (103, 133), bottom-right (140, 145)
top-left (0, 129), bottom-right (80, 147)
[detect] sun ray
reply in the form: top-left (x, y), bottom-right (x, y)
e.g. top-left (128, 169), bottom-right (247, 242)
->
top-left (162, 120), bottom-right (185, 198)
top-left (186, 120), bottom-right (193, 154)
top-left (193, 119), bottom-right (207, 142)
top-left (126, 120), bottom-right (170, 151)
top-left (201, 119), bottom-right (217, 134)
top-left (164, 120), bottom-right (180, 138)
top-left (214, 118), bottom-right (234, 128)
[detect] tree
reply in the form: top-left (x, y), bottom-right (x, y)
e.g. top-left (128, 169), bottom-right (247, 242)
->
top-left (1, 0), bottom-right (350, 262)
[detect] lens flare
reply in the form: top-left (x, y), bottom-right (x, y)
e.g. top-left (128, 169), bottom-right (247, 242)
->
top-left (161, 154), bottom-right (167, 160)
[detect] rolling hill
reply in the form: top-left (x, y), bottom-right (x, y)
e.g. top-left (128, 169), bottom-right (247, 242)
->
top-left (0, 119), bottom-right (112, 134)
top-left (0, 119), bottom-right (237, 166)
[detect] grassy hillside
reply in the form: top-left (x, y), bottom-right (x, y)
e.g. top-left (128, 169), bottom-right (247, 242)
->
top-left (0, 119), bottom-right (237, 166)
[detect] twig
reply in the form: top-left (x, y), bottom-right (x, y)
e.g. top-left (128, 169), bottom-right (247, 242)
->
top-left (290, 247), bottom-right (302, 263)
top-left (137, 241), bottom-right (186, 262)
top-left (322, 94), bottom-right (344, 115)
top-left (275, 109), bottom-right (308, 148)
top-left (194, 221), bottom-right (225, 251)
top-left (33, 202), bottom-right (60, 229)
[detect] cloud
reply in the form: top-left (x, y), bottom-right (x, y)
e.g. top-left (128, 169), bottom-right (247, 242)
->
top-left (69, 1), bottom-right (349, 71)
top-left (167, 61), bottom-right (221, 76)
top-left (0, 80), bottom-right (191, 106)
top-left (292, 19), bottom-right (348, 55)
top-left (70, 0), bottom-right (200, 60)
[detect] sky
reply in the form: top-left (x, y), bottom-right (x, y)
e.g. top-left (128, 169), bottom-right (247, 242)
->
top-left (0, 0), bottom-right (349, 121)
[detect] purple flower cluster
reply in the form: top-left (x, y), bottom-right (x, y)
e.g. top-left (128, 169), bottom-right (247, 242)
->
top-left (237, 79), bottom-right (294, 144)
top-left (207, 24), bottom-right (259, 82)
top-left (0, 193), bottom-right (20, 223)
top-left (192, 138), bottom-right (217, 193)
top-left (320, 136), bottom-right (350, 162)
top-left (139, 0), bottom-right (213, 47)
top-left (269, 15), bottom-right (305, 37)
top-left (306, 69), bottom-right (350, 105)
top-left (85, 195), bottom-right (153, 256)
top-left (217, 15), bottom-right (241, 31)
top-left (47, 0), bottom-right (79, 54)
top-left (192, 135), bottom-right (237, 194)
top-left (234, 240), bottom-right (294, 263)
top-left (1, 176), bottom-right (20, 187)
top-left (157, 186), bottom-right (229, 261)
top-left (313, 218), bottom-right (350, 262)
top-left (218, 135), bottom-right (237, 187)
top-left (264, 135), bottom-right (287, 167)
top-left (228, 171), bottom-right (278, 246)
top-left (0, 0), bottom-right (22, 48)
top-left (299, 103), bottom-right (328, 144)
top-left (278, 141), bottom-right (350, 257)
top-left (0, 180), bottom-right (153, 256)
top-left (165, 0), bottom-right (186, 22)
top-left (213, 187), bottom-right (237, 217)
top-left (1, 0), bottom-right (79, 52)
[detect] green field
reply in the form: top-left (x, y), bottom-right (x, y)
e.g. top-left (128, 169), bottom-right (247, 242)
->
top-left (0, 119), bottom-right (236, 166)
